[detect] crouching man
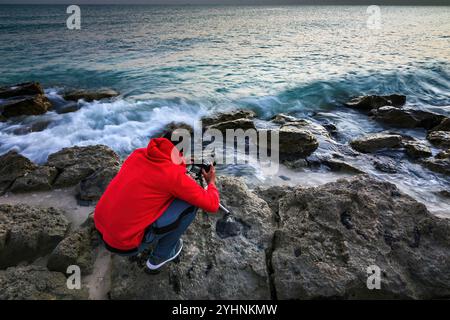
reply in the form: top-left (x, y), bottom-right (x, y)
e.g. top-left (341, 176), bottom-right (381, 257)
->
top-left (94, 132), bottom-right (219, 271)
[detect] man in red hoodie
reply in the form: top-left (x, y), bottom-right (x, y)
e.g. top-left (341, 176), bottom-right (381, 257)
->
top-left (94, 133), bottom-right (219, 271)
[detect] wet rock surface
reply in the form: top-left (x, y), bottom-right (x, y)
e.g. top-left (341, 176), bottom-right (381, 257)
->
top-left (350, 133), bottom-right (402, 153)
top-left (63, 89), bottom-right (119, 102)
top-left (272, 176), bottom-right (450, 299)
top-left (0, 82), bottom-right (44, 99)
top-left (371, 107), bottom-right (445, 130)
top-left (0, 95), bottom-right (52, 118)
top-left (201, 109), bottom-right (256, 127)
top-left (46, 145), bottom-right (120, 188)
top-left (345, 94), bottom-right (406, 111)
top-left (423, 149), bottom-right (450, 176)
top-left (0, 265), bottom-right (88, 300)
top-left (0, 204), bottom-right (69, 268)
top-left (403, 140), bottom-right (432, 159)
top-left (427, 131), bottom-right (450, 149)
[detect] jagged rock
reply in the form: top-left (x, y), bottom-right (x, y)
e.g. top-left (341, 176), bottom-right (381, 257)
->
top-left (10, 120), bottom-right (51, 135)
top-left (371, 106), bottom-right (445, 129)
top-left (0, 265), bottom-right (88, 300)
top-left (306, 154), bottom-right (365, 174)
top-left (201, 109), bottom-right (256, 127)
top-left (47, 215), bottom-right (99, 275)
top-left (423, 149), bottom-right (450, 176)
top-left (272, 176), bottom-right (450, 299)
top-left (253, 185), bottom-right (294, 218)
top-left (0, 82), bottom-right (44, 99)
top-left (109, 176), bottom-right (274, 300)
top-left (46, 145), bottom-right (120, 187)
top-left (63, 89), bottom-right (119, 102)
top-left (10, 166), bottom-right (58, 193)
top-left (0, 94), bottom-right (52, 118)
top-left (77, 166), bottom-right (120, 201)
top-left (281, 119), bottom-right (331, 139)
top-left (345, 94), bottom-right (406, 111)
top-left (431, 118), bottom-right (450, 132)
top-left (427, 131), bottom-right (450, 149)
top-left (0, 204), bottom-right (70, 268)
top-left (0, 151), bottom-right (37, 194)
top-left (403, 140), bottom-right (432, 159)
top-left (350, 133), bottom-right (402, 153)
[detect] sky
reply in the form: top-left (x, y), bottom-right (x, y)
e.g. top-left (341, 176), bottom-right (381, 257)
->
top-left (0, 0), bottom-right (449, 5)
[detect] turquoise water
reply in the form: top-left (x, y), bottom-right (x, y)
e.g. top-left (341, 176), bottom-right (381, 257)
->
top-left (0, 5), bottom-right (449, 213)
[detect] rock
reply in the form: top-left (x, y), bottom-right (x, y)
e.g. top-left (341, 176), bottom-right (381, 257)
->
top-left (423, 149), bottom-right (450, 176)
top-left (373, 157), bottom-right (398, 173)
top-left (10, 166), bottom-right (58, 193)
top-left (270, 113), bottom-right (297, 125)
top-left (0, 265), bottom-right (88, 300)
top-left (261, 126), bottom-right (319, 161)
top-left (10, 120), bottom-right (51, 135)
top-left (0, 151), bottom-right (37, 194)
top-left (403, 140), bottom-right (432, 159)
top-left (371, 106), bottom-right (445, 129)
top-left (253, 185), bottom-right (294, 219)
top-left (350, 133), bottom-right (402, 153)
top-left (77, 166), bottom-right (119, 201)
top-left (431, 118), bottom-right (450, 132)
top-left (46, 145), bottom-right (120, 188)
top-left (207, 118), bottom-right (256, 132)
top-left (427, 131), bottom-right (450, 149)
top-left (0, 94), bottom-right (52, 118)
top-left (345, 94), bottom-right (406, 111)
top-left (0, 204), bottom-right (70, 268)
top-left (0, 82), bottom-right (44, 99)
top-left (109, 176), bottom-right (274, 300)
top-left (281, 119), bottom-right (331, 139)
top-left (55, 101), bottom-right (81, 114)
top-left (201, 109), bottom-right (256, 127)
top-left (63, 89), bottom-right (119, 102)
top-left (47, 215), bottom-right (99, 275)
top-left (272, 176), bottom-right (450, 299)
top-left (306, 154), bottom-right (365, 174)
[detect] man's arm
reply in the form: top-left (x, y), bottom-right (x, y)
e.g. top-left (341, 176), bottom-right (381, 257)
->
top-left (170, 166), bottom-right (220, 213)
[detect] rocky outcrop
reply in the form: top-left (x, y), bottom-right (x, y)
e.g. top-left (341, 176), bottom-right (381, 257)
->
top-left (48, 215), bottom-right (99, 275)
top-left (431, 118), bottom-right (450, 132)
top-left (63, 89), bottom-right (119, 102)
top-left (0, 204), bottom-right (69, 268)
top-left (208, 118), bottom-right (256, 132)
top-left (345, 94), bottom-right (406, 111)
top-left (0, 94), bottom-right (52, 118)
top-left (350, 133), bottom-right (402, 153)
top-left (423, 149), bottom-right (450, 176)
top-left (403, 140), bottom-right (432, 159)
top-left (272, 176), bottom-right (450, 299)
top-left (0, 151), bottom-right (37, 194)
top-left (0, 82), bottom-right (52, 118)
top-left (46, 145), bottom-right (120, 188)
top-left (0, 82), bottom-right (44, 99)
top-left (9, 166), bottom-right (58, 193)
top-left (202, 109), bottom-right (256, 127)
top-left (109, 176), bottom-right (275, 300)
top-left (0, 265), bottom-right (88, 300)
top-left (261, 125), bottom-right (319, 161)
top-left (427, 131), bottom-right (450, 149)
top-left (77, 166), bottom-right (119, 202)
top-left (371, 106), bottom-right (445, 130)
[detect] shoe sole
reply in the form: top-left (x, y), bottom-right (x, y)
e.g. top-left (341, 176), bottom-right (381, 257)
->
top-left (146, 240), bottom-right (183, 270)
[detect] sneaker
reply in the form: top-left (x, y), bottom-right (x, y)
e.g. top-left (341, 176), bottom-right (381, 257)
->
top-left (146, 239), bottom-right (183, 270)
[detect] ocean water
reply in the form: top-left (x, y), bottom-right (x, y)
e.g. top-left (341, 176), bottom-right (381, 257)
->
top-left (0, 5), bottom-right (449, 214)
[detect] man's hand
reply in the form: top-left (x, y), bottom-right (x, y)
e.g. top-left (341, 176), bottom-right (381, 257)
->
top-left (202, 165), bottom-right (216, 185)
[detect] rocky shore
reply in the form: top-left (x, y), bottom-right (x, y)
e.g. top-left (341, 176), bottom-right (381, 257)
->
top-left (0, 83), bottom-right (449, 299)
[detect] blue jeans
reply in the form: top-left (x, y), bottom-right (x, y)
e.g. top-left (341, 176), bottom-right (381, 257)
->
top-left (129, 198), bottom-right (197, 259)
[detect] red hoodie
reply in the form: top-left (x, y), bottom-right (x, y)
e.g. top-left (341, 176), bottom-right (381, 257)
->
top-left (94, 138), bottom-right (220, 250)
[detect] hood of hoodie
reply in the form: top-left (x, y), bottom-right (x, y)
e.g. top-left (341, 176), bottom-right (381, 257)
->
top-left (146, 137), bottom-right (186, 166)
